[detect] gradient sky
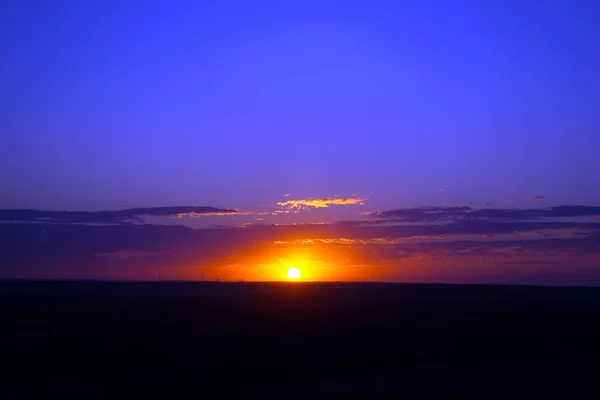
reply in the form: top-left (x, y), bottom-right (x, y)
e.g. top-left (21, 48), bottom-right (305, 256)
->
top-left (2, 1), bottom-right (600, 285)
top-left (2, 0), bottom-right (599, 212)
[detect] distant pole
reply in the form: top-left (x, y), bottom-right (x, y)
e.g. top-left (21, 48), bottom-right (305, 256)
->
top-left (202, 272), bottom-right (204, 281)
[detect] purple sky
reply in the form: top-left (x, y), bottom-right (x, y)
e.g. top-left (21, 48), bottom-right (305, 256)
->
top-left (2, 0), bottom-right (599, 212)
top-left (2, 1), bottom-right (600, 285)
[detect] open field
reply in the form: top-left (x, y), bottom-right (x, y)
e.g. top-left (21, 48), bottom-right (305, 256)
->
top-left (2, 281), bottom-right (600, 398)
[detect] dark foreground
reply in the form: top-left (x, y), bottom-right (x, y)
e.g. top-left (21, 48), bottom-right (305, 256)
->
top-left (2, 281), bottom-right (600, 398)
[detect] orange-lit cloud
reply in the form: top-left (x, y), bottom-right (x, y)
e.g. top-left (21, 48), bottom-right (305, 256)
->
top-left (6, 203), bottom-right (600, 285)
top-left (270, 228), bottom-right (592, 246)
top-left (171, 210), bottom-right (252, 218)
top-left (277, 197), bottom-right (364, 210)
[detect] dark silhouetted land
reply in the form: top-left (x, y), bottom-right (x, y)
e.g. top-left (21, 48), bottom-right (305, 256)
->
top-left (2, 281), bottom-right (600, 398)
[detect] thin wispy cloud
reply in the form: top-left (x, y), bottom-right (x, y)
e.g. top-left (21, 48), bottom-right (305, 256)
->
top-left (277, 197), bottom-right (365, 210)
top-left (0, 206), bottom-right (243, 225)
top-left (3, 203), bottom-right (600, 285)
top-left (367, 206), bottom-right (473, 222)
top-left (270, 228), bottom-right (593, 246)
top-left (367, 205), bottom-right (600, 223)
top-left (171, 210), bottom-right (252, 218)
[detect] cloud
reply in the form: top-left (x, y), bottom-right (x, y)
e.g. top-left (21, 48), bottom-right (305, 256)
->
top-left (473, 206), bottom-right (600, 220)
top-left (277, 197), bottom-right (365, 210)
top-left (171, 210), bottom-right (252, 218)
top-left (0, 206), bottom-right (243, 225)
top-left (270, 228), bottom-right (593, 246)
top-left (367, 205), bottom-right (600, 223)
top-left (368, 206), bottom-right (473, 222)
top-left (530, 196), bottom-right (547, 200)
top-left (2, 207), bottom-right (600, 284)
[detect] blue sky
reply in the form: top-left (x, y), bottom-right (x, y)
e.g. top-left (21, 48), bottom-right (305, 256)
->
top-left (2, 0), bottom-right (599, 213)
top-left (2, 1), bottom-right (600, 284)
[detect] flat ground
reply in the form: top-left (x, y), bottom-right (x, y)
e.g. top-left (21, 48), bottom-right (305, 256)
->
top-left (1, 281), bottom-right (600, 398)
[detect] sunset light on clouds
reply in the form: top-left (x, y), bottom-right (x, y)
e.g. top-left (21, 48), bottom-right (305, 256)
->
top-left (3, 200), bottom-right (600, 285)
top-left (1, 0), bottom-right (599, 286)
top-left (4, 2), bottom-right (600, 397)
top-left (277, 197), bottom-right (365, 210)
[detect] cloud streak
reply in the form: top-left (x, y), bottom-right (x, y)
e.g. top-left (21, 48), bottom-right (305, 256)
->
top-left (2, 205), bottom-right (600, 285)
top-left (0, 206), bottom-right (243, 225)
top-left (277, 197), bottom-right (364, 210)
top-left (270, 228), bottom-right (594, 246)
top-left (367, 205), bottom-right (600, 223)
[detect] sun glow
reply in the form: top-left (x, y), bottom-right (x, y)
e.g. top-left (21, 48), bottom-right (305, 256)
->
top-left (287, 267), bottom-right (301, 279)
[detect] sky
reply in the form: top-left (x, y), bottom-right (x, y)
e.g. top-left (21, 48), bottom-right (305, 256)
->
top-left (1, 1), bottom-right (600, 284)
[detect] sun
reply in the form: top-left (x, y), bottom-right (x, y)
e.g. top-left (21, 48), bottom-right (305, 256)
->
top-left (287, 267), bottom-right (301, 279)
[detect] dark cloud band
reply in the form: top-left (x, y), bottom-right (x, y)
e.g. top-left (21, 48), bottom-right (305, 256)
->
top-left (0, 206), bottom-right (242, 224)
top-left (368, 205), bottom-right (600, 222)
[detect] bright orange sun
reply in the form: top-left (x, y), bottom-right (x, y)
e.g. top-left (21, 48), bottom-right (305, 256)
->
top-left (287, 267), bottom-right (301, 279)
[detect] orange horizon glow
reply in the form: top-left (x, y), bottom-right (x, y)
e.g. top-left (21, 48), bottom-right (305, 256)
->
top-left (99, 230), bottom-right (600, 285)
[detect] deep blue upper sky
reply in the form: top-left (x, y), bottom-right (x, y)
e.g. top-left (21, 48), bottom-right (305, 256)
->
top-left (2, 0), bottom-right (599, 212)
